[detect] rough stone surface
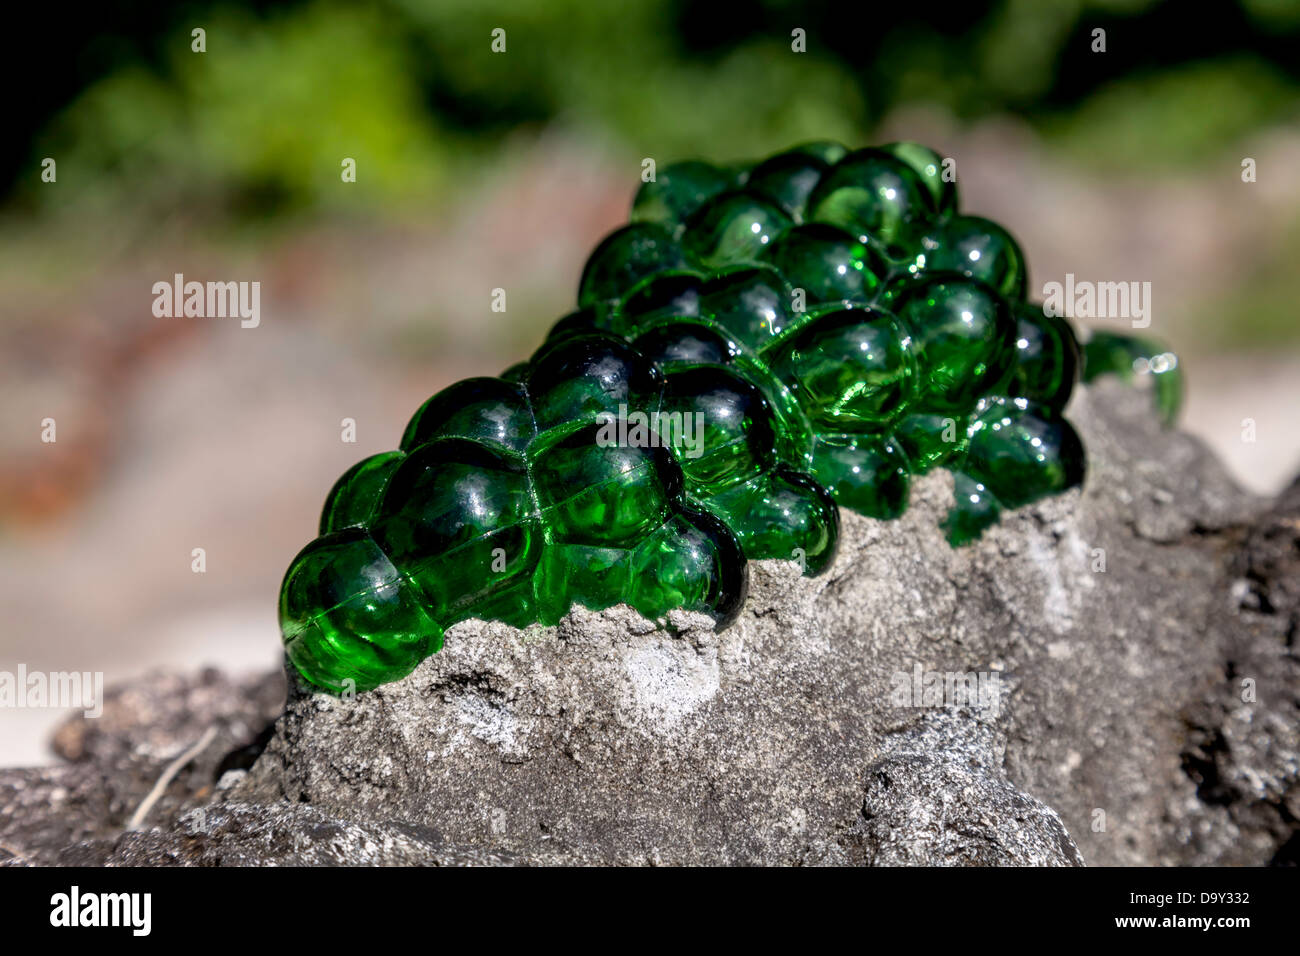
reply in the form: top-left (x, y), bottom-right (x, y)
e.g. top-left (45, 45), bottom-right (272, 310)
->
top-left (99, 803), bottom-right (514, 867)
top-left (848, 709), bottom-right (1085, 866)
top-left (0, 668), bottom-right (284, 866)
top-left (2, 380), bottom-right (1297, 866)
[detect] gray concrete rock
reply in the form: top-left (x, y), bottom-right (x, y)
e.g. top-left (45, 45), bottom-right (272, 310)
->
top-left (1, 668), bottom-right (284, 866)
top-left (101, 803), bottom-right (513, 866)
top-left (3, 380), bottom-right (1297, 866)
top-left (848, 709), bottom-right (1084, 865)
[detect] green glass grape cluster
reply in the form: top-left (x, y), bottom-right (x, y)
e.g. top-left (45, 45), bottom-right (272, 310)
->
top-left (280, 141), bottom-right (1181, 693)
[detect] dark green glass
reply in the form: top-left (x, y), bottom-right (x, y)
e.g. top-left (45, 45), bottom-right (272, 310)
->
top-left (893, 410), bottom-right (970, 474)
top-left (532, 424), bottom-right (680, 549)
top-left (763, 307), bottom-right (915, 430)
top-left (280, 528), bottom-right (443, 693)
top-left (617, 271), bottom-right (705, 330)
top-left (706, 467), bottom-right (839, 575)
top-left (919, 215), bottom-right (1027, 301)
top-left (627, 509), bottom-right (748, 625)
top-left (533, 541), bottom-right (632, 623)
top-left (1082, 331), bottom-right (1182, 426)
top-left (499, 361), bottom-right (529, 383)
top-left (809, 431), bottom-right (911, 519)
top-left (760, 223), bottom-right (885, 306)
top-left (319, 451), bottom-right (404, 534)
top-left (578, 223), bottom-right (689, 309)
top-left (525, 334), bottom-right (662, 431)
top-left (653, 363), bottom-right (835, 574)
top-left (806, 148), bottom-right (935, 255)
top-left (632, 320), bottom-right (737, 369)
top-left (658, 364), bottom-right (777, 497)
top-left (698, 265), bottom-right (794, 350)
top-left (963, 396), bottom-right (1085, 509)
top-left (942, 472), bottom-right (1005, 547)
top-left (1009, 302), bottom-right (1080, 412)
top-left (401, 377), bottom-right (535, 453)
top-left (879, 142), bottom-right (957, 215)
top-left (631, 160), bottom-right (734, 228)
top-left (729, 349), bottom-right (820, 470)
top-left (893, 275), bottom-right (1017, 413)
top-left (744, 150), bottom-right (830, 220)
top-left (682, 191), bottom-right (794, 269)
top-left (545, 306), bottom-right (607, 344)
top-left (942, 396), bottom-right (1085, 544)
top-left (283, 140), bottom-right (1174, 694)
top-left (789, 141), bottom-right (849, 165)
top-left (723, 162), bottom-right (753, 187)
top-left (370, 438), bottom-right (539, 627)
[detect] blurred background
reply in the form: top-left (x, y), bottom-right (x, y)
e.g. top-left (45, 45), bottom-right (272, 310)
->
top-left (3, 0), bottom-right (1299, 764)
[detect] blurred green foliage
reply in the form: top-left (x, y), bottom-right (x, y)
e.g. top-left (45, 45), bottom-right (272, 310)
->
top-left (1047, 57), bottom-right (1298, 169)
top-left (9, 0), bottom-right (1299, 221)
top-left (31, 5), bottom-right (453, 217)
